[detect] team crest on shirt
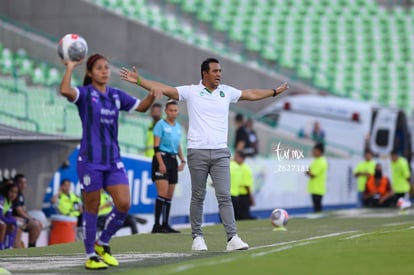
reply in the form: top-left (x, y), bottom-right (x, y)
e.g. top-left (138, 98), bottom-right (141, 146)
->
top-left (83, 175), bottom-right (91, 186)
top-left (115, 99), bottom-right (121, 109)
top-left (220, 91), bottom-right (225, 97)
top-left (199, 90), bottom-right (205, 96)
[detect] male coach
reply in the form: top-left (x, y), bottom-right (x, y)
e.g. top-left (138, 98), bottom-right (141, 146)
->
top-left (120, 58), bottom-right (288, 251)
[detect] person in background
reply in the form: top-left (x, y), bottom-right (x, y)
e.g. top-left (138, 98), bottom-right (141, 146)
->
top-left (305, 143), bottom-right (328, 212)
top-left (97, 190), bottom-right (140, 235)
top-left (234, 113), bottom-right (248, 154)
top-left (363, 163), bottom-right (395, 207)
top-left (144, 103), bottom-right (163, 158)
top-left (390, 150), bottom-right (411, 203)
top-left (12, 174), bottom-right (43, 248)
top-left (60, 53), bottom-right (160, 269)
top-left (354, 150), bottom-right (376, 207)
top-left (298, 121), bottom-right (326, 145)
top-left (244, 118), bottom-right (258, 157)
top-left (51, 179), bottom-right (83, 227)
top-left (151, 100), bottom-right (185, 233)
top-left (0, 183), bottom-right (19, 250)
top-left (230, 151), bottom-right (255, 220)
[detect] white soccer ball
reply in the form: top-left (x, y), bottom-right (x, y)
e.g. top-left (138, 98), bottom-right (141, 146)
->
top-left (270, 208), bottom-right (289, 227)
top-left (58, 34), bottom-right (88, 62)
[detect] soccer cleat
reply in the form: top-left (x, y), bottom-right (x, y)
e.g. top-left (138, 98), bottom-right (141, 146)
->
top-left (226, 235), bottom-right (249, 251)
top-left (163, 224), bottom-right (181, 233)
top-left (85, 256), bottom-right (108, 270)
top-left (95, 243), bottom-right (119, 266)
top-left (192, 236), bottom-right (208, 251)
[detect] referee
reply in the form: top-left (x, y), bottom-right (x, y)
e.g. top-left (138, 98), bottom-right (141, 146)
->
top-left (120, 58), bottom-right (288, 250)
top-left (151, 100), bottom-right (186, 233)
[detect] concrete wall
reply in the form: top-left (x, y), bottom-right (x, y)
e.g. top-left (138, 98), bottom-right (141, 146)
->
top-left (0, 141), bottom-right (78, 210)
top-left (0, 0), bottom-right (310, 112)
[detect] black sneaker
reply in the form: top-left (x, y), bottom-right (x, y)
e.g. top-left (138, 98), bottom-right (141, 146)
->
top-left (163, 224), bottom-right (181, 233)
top-left (151, 224), bottom-right (164, 233)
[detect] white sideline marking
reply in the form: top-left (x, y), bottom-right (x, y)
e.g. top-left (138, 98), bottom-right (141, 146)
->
top-left (382, 221), bottom-right (414, 227)
top-left (251, 231), bottom-right (358, 251)
top-left (167, 231), bottom-right (357, 274)
top-left (251, 241), bottom-right (314, 257)
top-left (1, 253), bottom-right (191, 272)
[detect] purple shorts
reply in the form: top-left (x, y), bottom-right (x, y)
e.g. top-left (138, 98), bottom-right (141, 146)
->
top-left (77, 160), bottom-right (129, 192)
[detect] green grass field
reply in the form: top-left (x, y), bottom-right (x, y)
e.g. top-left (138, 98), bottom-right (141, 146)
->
top-left (0, 209), bottom-right (413, 274)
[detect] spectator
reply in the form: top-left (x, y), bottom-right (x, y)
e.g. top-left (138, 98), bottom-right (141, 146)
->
top-left (12, 174), bottom-right (43, 248)
top-left (97, 190), bottom-right (142, 235)
top-left (234, 113), bottom-right (248, 153)
top-left (0, 183), bottom-right (19, 250)
top-left (354, 150), bottom-right (376, 207)
top-left (144, 103), bottom-right (163, 158)
top-left (363, 164), bottom-right (395, 207)
top-left (305, 143), bottom-right (328, 212)
top-left (230, 151), bottom-right (255, 220)
top-left (244, 118), bottom-right (258, 157)
top-left (390, 150), bottom-right (411, 202)
top-left (298, 121), bottom-right (326, 144)
top-left (51, 179), bottom-right (83, 227)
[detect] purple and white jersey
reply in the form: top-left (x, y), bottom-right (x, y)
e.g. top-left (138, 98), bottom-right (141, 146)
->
top-left (72, 84), bottom-right (140, 164)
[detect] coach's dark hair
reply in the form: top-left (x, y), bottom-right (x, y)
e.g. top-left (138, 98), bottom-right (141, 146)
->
top-left (83, 53), bottom-right (107, 86)
top-left (201, 58), bottom-right (219, 79)
top-left (165, 99), bottom-right (178, 109)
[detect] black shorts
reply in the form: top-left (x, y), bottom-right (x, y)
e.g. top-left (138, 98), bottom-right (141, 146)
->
top-left (151, 153), bottom-right (178, 184)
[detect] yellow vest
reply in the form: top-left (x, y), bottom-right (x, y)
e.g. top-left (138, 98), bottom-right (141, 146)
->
top-left (57, 192), bottom-right (81, 217)
top-left (391, 157), bottom-right (411, 193)
top-left (308, 156), bottom-right (328, 195)
top-left (354, 160), bottom-right (376, 192)
top-left (98, 192), bottom-right (113, 216)
top-left (238, 163), bottom-right (253, 196)
top-left (2, 197), bottom-right (12, 215)
top-left (230, 160), bottom-right (242, 196)
top-left (144, 125), bottom-right (155, 157)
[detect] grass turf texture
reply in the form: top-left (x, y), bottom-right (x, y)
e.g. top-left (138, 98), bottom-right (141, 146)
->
top-left (0, 210), bottom-right (413, 274)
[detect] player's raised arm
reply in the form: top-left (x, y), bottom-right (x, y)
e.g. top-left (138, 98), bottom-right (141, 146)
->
top-left (60, 60), bottom-right (83, 102)
top-left (120, 66), bottom-right (179, 100)
top-left (239, 82), bottom-right (289, 101)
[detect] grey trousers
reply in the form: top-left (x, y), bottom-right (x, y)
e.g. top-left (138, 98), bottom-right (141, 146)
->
top-left (187, 148), bottom-right (237, 240)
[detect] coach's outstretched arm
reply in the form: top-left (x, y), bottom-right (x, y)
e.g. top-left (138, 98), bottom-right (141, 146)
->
top-left (120, 67), bottom-right (179, 100)
top-left (239, 82), bottom-right (289, 101)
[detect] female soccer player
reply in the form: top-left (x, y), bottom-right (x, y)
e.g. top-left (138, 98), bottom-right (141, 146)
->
top-left (60, 54), bottom-right (161, 270)
top-left (0, 182), bottom-right (18, 250)
top-left (151, 100), bottom-right (186, 234)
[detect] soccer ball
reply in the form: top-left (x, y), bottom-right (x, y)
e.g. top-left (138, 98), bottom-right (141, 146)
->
top-left (270, 208), bottom-right (289, 227)
top-left (58, 34), bottom-right (88, 62)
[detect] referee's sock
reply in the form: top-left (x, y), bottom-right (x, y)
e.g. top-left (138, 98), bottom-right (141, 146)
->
top-left (155, 196), bottom-right (167, 225)
top-left (162, 199), bottom-right (172, 226)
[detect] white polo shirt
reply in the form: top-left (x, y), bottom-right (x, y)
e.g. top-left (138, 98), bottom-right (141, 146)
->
top-left (176, 81), bottom-right (241, 149)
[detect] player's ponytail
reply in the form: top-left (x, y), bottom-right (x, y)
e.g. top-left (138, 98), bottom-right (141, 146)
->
top-left (83, 53), bottom-right (107, 86)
